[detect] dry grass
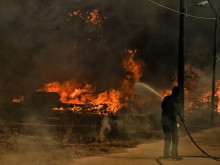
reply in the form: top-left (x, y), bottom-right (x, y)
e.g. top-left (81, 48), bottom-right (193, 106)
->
top-left (0, 128), bottom-right (147, 165)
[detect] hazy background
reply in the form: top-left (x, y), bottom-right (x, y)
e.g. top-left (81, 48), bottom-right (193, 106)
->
top-left (0, 0), bottom-right (219, 103)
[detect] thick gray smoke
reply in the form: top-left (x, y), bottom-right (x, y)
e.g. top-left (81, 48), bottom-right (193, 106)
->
top-left (0, 0), bottom-right (219, 104)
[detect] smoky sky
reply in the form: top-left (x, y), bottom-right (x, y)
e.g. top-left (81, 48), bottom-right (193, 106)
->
top-left (0, 0), bottom-right (220, 102)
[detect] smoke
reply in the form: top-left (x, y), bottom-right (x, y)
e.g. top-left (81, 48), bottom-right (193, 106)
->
top-left (99, 116), bottom-right (111, 141)
top-left (115, 109), bottom-right (161, 139)
top-left (0, 0), bottom-right (219, 105)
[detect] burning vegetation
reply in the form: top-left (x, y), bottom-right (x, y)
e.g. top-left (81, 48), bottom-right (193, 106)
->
top-left (12, 96), bottom-right (24, 103)
top-left (37, 49), bottom-right (144, 114)
top-left (68, 9), bottom-right (107, 31)
top-left (6, 3), bottom-right (220, 117)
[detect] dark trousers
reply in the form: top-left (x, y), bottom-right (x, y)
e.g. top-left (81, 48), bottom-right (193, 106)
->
top-left (162, 119), bottom-right (179, 156)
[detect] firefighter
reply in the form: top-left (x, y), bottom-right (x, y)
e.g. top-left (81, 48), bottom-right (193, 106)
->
top-left (161, 86), bottom-right (184, 159)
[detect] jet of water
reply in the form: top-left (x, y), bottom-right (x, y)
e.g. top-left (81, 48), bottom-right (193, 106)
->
top-left (134, 82), bottom-right (163, 99)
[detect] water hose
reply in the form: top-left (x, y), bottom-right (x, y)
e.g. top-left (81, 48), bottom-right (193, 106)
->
top-left (181, 120), bottom-right (220, 162)
top-left (156, 121), bottom-right (220, 165)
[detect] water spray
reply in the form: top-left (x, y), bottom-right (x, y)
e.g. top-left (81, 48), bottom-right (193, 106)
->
top-left (134, 82), bottom-right (163, 99)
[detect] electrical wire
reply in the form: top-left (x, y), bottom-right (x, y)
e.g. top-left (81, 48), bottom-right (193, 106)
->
top-left (147, 0), bottom-right (217, 20)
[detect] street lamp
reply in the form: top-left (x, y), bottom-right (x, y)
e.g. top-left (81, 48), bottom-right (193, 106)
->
top-left (208, 0), bottom-right (218, 122)
top-left (185, 1), bottom-right (209, 17)
top-left (198, 1), bottom-right (209, 6)
top-left (188, 0), bottom-right (209, 8)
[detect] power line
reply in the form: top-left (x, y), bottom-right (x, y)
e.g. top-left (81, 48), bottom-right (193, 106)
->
top-left (147, 0), bottom-right (217, 20)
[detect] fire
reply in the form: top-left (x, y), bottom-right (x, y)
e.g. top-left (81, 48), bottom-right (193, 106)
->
top-left (39, 49), bottom-right (144, 114)
top-left (39, 82), bottom-right (122, 114)
top-left (216, 81), bottom-right (220, 113)
top-left (121, 49), bottom-right (145, 100)
top-left (68, 9), bottom-right (107, 27)
top-left (85, 9), bottom-right (104, 26)
top-left (198, 82), bottom-right (220, 114)
top-left (95, 89), bottom-right (122, 112)
top-left (12, 96), bottom-right (24, 103)
top-left (160, 81), bottom-right (178, 97)
top-left (123, 49), bottom-right (144, 82)
top-left (38, 80), bottom-right (93, 104)
top-left (170, 80), bottom-right (220, 114)
top-left (160, 89), bottom-right (172, 97)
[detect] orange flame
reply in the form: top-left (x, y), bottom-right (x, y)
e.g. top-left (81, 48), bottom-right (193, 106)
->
top-left (39, 81), bottom-right (122, 114)
top-left (216, 82), bottom-right (220, 113)
top-left (160, 81), bottom-right (178, 97)
top-left (12, 96), bottom-right (24, 103)
top-left (160, 89), bottom-right (172, 97)
top-left (38, 49), bottom-right (144, 114)
top-left (123, 49), bottom-right (144, 83)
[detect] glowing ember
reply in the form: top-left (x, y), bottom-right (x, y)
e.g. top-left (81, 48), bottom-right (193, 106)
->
top-left (68, 9), bottom-right (107, 27)
top-left (38, 49), bottom-right (144, 114)
top-left (12, 96), bottom-right (24, 103)
top-left (216, 81), bottom-right (220, 113)
top-left (85, 9), bottom-right (103, 26)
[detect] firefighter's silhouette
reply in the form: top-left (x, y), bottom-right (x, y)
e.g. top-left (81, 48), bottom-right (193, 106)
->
top-left (161, 86), bottom-right (184, 159)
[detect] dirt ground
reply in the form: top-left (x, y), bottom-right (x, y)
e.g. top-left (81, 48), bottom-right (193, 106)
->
top-left (72, 126), bottom-right (220, 165)
top-left (0, 135), bottom-right (144, 165)
top-left (0, 126), bottom-right (220, 165)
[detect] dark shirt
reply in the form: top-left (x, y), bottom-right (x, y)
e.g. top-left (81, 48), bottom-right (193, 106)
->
top-left (161, 94), bottom-right (180, 123)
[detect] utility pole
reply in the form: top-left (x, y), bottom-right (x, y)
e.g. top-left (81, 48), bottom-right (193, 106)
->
top-left (178, 0), bottom-right (185, 115)
top-left (208, 0), bottom-right (218, 122)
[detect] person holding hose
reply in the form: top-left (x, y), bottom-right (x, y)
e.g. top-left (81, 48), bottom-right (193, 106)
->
top-left (161, 86), bottom-right (184, 159)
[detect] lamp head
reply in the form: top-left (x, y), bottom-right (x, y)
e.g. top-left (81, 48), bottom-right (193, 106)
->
top-left (198, 1), bottom-right (209, 6)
